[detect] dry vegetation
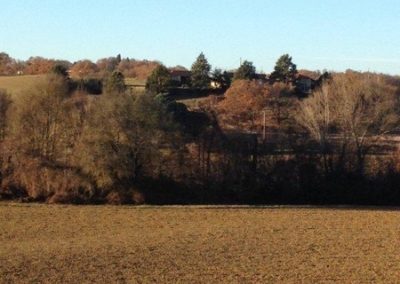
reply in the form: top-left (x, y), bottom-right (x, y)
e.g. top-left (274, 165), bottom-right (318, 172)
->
top-left (177, 96), bottom-right (211, 109)
top-left (0, 75), bottom-right (46, 95)
top-left (124, 77), bottom-right (146, 86)
top-left (1, 203), bottom-right (400, 283)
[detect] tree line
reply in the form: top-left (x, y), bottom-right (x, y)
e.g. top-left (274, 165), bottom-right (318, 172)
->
top-left (1, 53), bottom-right (400, 205)
top-left (145, 52), bottom-right (302, 94)
top-left (0, 52), bottom-right (159, 80)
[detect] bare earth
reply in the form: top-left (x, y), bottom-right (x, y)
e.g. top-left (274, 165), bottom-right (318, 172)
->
top-left (1, 203), bottom-right (399, 283)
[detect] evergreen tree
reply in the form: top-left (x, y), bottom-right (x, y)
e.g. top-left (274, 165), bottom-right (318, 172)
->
top-left (190, 52), bottom-right (211, 89)
top-left (145, 65), bottom-right (172, 94)
top-left (233, 60), bottom-right (256, 81)
top-left (211, 68), bottom-right (232, 89)
top-left (104, 71), bottom-right (126, 94)
top-left (271, 54), bottom-right (297, 83)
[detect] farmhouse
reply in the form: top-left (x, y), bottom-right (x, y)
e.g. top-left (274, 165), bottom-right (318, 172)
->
top-left (170, 68), bottom-right (191, 86)
top-left (295, 74), bottom-right (316, 94)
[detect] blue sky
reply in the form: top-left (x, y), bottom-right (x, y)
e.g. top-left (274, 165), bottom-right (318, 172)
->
top-left (1, 0), bottom-right (399, 74)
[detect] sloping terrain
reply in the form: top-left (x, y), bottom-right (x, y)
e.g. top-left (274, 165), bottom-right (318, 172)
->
top-left (0, 75), bottom-right (45, 95)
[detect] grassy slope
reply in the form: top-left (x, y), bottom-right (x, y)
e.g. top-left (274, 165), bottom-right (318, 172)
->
top-left (0, 76), bottom-right (208, 107)
top-left (0, 76), bottom-right (144, 93)
top-left (1, 203), bottom-right (399, 283)
top-left (124, 77), bottom-right (146, 86)
top-left (0, 75), bottom-right (46, 95)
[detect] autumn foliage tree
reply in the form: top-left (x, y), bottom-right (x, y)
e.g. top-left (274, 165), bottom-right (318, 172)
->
top-left (0, 52), bottom-right (17, 75)
top-left (24, 57), bottom-right (56, 75)
top-left (217, 80), bottom-right (270, 130)
top-left (96, 56), bottom-right (120, 77)
top-left (69, 60), bottom-right (99, 79)
top-left (117, 58), bottom-right (160, 80)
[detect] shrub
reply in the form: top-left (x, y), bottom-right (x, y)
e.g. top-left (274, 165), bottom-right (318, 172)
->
top-left (105, 191), bottom-right (130, 205)
top-left (132, 190), bottom-right (145, 205)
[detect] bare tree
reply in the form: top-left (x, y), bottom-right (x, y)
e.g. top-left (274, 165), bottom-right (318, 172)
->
top-left (296, 73), bottom-right (399, 175)
top-left (4, 74), bottom-right (92, 200)
top-left (0, 90), bottom-right (12, 141)
top-left (334, 73), bottom-right (399, 174)
top-left (296, 83), bottom-right (339, 174)
top-left (77, 93), bottom-right (180, 190)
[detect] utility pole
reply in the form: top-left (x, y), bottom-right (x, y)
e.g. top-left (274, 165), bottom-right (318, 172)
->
top-left (263, 110), bottom-right (266, 141)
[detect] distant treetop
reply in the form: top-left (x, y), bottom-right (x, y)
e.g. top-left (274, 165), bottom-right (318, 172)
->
top-left (190, 52), bottom-right (211, 89)
top-left (233, 60), bottom-right (256, 81)
top-left (145, 64), bottom-right (172, 94)
top-left (270, 54), bottom-right (297, 83)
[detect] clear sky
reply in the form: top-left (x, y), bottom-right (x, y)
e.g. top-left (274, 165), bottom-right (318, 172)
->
top-left (1, 0), bottom-right (399, 74)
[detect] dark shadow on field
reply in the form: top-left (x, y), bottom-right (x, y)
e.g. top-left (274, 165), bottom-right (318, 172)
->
top-left (189, 205), bottom-right (400, 212)
top-left (125, 205), bottom-right (400, 212)
top-left (2, 201), bottom-right (400, 212)
top-left (167, 87), bottom-right (225, 101)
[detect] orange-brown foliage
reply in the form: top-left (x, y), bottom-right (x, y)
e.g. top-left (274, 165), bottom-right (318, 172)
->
top-left (218, 80), bottom-right (268, 116)
top-left (217, 80), bottom-right (271, 129)
top-left (24, 57), bottom-right (56, 75)
top-left (0, 53), bottom-right (17, 75)
top-left (117, 59), bottom-right (159, 80)
top-left (95, 57), bottom-right (120, 78)
top-left (69, 60), bottom-right (99, 79)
